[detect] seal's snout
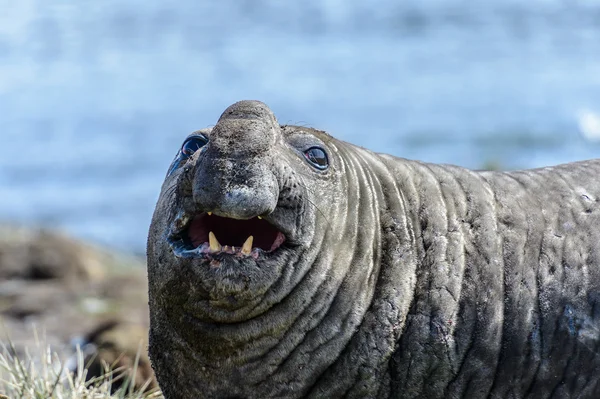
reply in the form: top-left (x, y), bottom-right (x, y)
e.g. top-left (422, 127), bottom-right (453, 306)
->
top-left (192, 100), bottom-right (281, 220)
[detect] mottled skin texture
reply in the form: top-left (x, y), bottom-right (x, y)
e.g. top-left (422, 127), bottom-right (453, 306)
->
top-left (147, 101), bottom-right (600, 398)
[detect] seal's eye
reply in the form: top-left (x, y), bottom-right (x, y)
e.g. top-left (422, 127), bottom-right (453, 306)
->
top-left (304, 147), bottom-right (328, 170)
top-left (181, 135), bottom-right (208, 158)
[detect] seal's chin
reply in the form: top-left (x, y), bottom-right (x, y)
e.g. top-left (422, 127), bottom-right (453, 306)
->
top-left (168, 213), bottom-right (286, 259)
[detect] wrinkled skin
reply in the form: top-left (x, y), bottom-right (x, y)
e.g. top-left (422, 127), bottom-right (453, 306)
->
top-left (147, 101), bottom-right (600, 398)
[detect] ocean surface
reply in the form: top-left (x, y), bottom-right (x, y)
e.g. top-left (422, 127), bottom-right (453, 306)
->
top-left (1, 0), bottom-right (600, 253)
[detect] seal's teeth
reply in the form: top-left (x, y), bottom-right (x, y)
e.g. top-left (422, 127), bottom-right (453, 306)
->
top-left (257, 216), bottom-right (262, 220)
top-left (207, 212), bottom-right (212, 216)
top-left (241, 236), bottom-right (254, 255)
top-left (208, 231), bottom-right (221, 253)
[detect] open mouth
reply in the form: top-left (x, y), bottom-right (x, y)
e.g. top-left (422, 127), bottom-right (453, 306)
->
top-left (169, 213), bottom-right (286, 258)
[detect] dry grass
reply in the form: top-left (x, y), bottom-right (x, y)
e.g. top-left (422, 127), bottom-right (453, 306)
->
top-left (0, 331), bottom-right (162, 399)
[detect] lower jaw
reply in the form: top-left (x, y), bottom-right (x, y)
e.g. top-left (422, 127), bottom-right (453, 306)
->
top-left (162, 254), bottom-right (292, 321)
top-left (168, 250), bottom-right (278, 291)
top-left (169, 236), bottom-right (285, 260)
top-left (180, 289), bottom-right (271, 323)
top-left (171, 242), bottom-right (262, 259)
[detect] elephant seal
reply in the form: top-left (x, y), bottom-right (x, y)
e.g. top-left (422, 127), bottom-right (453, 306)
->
top-left (147, 100), bottom-right (600, 398)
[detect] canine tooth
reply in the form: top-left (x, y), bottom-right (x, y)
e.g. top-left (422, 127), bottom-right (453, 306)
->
top-left (241, 236), bottom-right (254, 255)
top-left (257, 216), bottom-right (262, 219)
top-left (207, 212), bottom-right (212, 216)
top-left (208, 232), bottom-right (221, 252)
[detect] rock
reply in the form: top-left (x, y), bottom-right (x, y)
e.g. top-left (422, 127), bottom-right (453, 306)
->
top-left (0, 224), bottom-right (155, 392)
top-left (0, 225), bottom-right (105, 283)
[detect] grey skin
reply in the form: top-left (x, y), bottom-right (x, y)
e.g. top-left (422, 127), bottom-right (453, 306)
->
top-left (147, 100), bottom-right (600, 399)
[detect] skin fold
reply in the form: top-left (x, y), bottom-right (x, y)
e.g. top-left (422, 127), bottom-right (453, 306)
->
top-left (147, 101), bottom-right (600, 399)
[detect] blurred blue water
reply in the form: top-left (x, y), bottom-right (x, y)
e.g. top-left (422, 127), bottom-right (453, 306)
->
top-left (1, 0), bottom-right (600, 252)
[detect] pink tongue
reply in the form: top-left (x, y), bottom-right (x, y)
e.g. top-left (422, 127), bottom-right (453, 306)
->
top-left (188, 218), bottom-right (209, 248)
top-left (269, 232), bottom-right (285, 251)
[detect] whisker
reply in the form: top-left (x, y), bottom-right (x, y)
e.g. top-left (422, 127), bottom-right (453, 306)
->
top-left (294, 173), bottom-right (333, 231)
top-left (162, 177), bottom-right (185, 222)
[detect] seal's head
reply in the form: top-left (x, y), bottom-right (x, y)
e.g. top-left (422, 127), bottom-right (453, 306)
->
top-left (147, 100), bottom-right (340, 324)
top-left (148, 101), bottom-right (400, 397)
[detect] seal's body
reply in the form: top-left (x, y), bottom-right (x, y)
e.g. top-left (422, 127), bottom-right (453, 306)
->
top-left (147, 101), bottom-right (600, 398)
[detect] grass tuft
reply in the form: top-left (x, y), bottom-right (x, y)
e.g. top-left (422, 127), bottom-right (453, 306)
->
top-left (0, 330), bottom-right (162, 399)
